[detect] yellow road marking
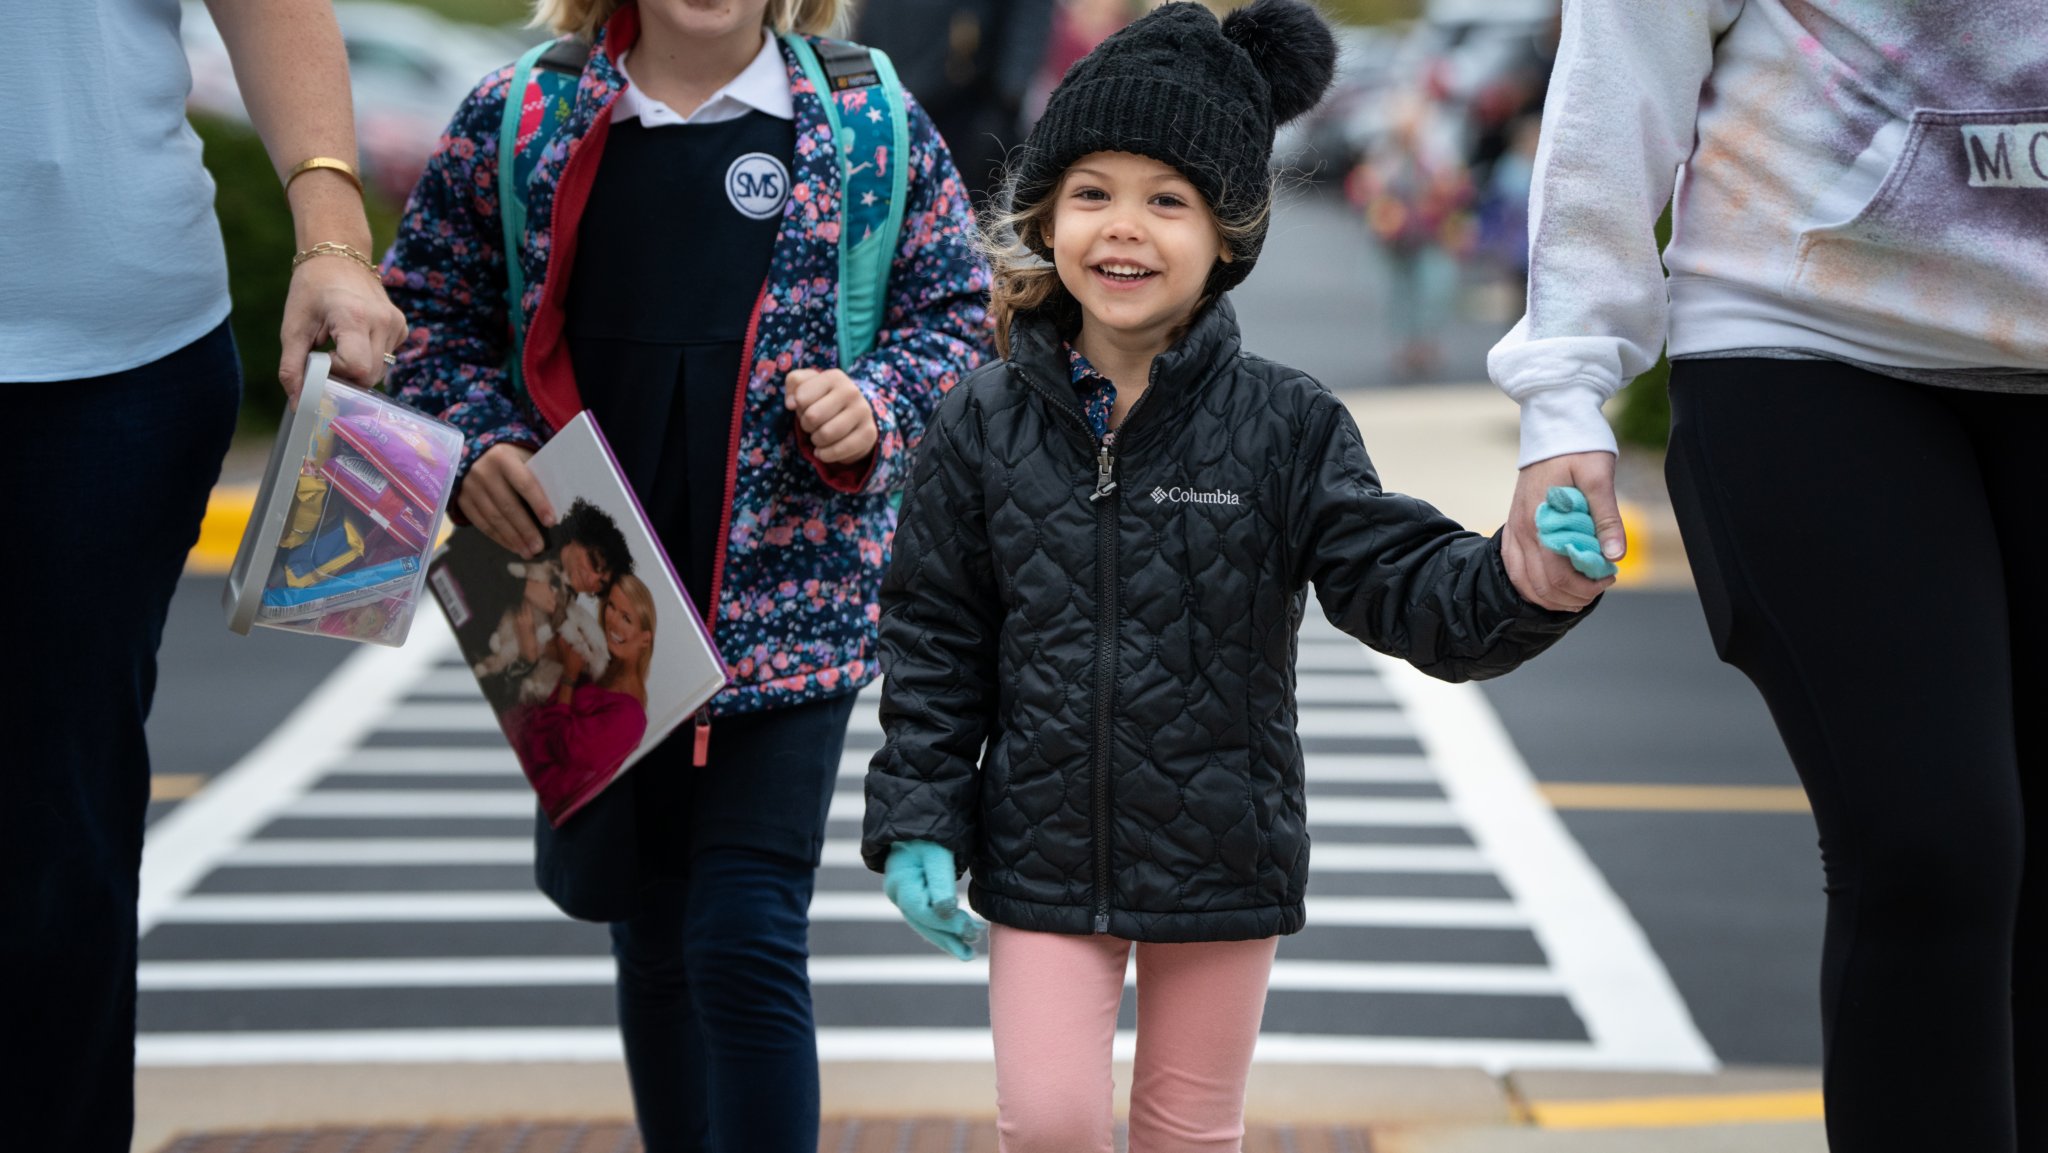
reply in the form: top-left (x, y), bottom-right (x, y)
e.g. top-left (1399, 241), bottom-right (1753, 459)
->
top-left (151, 774), bottom-right (207, 801)
top-left (188, 485), bottom-right (257, 575)
top-left (1538, 783), bottom-right (1811, 813)
top-left (1531, 1089), bottom-right (1824, 1129)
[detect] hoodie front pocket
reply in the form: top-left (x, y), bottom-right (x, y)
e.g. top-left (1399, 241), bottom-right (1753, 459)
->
top-left (1786, 108), bottom-right (2048, 361)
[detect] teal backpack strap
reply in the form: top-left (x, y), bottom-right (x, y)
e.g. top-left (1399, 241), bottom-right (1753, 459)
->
top-left (497, 37), bottom-right (588, 401)
top-left (782, 33), bottom-right (911, 368)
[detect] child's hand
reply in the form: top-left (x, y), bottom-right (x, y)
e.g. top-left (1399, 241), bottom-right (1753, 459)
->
top-left (883, 840), bottom-right (982, 961)
top-left (785, 368), bottom-right (879, 464)
top-left (459, 443), bottom-right (554, 558)
top-left (1503, 451), bottom-right (1619, 612)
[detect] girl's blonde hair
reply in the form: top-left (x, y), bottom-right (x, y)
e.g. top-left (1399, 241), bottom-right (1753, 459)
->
top-left (531, 0), bottom-right (846, 42)
top-left (982, 166), bottom-right (1271, 359)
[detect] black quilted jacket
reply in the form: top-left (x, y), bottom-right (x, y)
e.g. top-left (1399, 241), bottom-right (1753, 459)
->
top-left (862, 301), bottom-right (1588, 942)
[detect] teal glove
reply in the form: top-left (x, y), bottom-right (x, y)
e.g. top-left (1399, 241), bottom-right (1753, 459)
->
top-left (882, 840), bottom-right (982, 961)
top-left (1534, 486), bottom-right (1618, 579)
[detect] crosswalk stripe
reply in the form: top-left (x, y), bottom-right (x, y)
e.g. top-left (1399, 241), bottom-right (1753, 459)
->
top-left (220, 839), bottom-right (534, 866)
top-left (1304, 754), bottom-right (1434, 782)
top-left (1293, 673), bottom-right (1393, 705)
top-left (327, 750), bottom-right (522, 776)
top-left (406, 669), bottom-right (490, 698)
top-left (134, 956), bottom-right (1563, 995)
top-left (1307, 845), bottom-right (1489, 873)
top-left (375, 703), bottom-right (503, 731)
top-left (284, 791), bottom-right (534, 818)
top-left (1295, 708), bottom-right (1413, 738)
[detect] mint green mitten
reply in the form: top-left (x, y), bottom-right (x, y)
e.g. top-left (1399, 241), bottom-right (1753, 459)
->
top-left (1535, 486), bottom-right (1618, 579)
top-left (882, 840), bottom-right (982, 961)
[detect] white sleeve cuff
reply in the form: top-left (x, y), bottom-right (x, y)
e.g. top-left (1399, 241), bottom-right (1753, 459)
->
top-left (1515, 383), bottom-right (1619, 467)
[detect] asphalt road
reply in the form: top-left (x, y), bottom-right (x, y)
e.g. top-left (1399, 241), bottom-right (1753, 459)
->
top-left (147, 577), bottom-right (1823, 1068)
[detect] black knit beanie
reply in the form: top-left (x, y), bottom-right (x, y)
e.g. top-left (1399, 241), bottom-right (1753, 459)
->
top-left (1011, 0), bottom-right (1338, 293)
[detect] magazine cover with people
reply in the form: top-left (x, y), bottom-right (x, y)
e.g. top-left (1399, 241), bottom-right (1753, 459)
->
top-left (426, 413), bottom-right (726, 826)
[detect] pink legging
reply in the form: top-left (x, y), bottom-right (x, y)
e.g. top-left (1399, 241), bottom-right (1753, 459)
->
top-left (987, 924), bottom-right (1279, 1153)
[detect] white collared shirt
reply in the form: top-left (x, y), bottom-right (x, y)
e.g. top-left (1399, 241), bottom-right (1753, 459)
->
top-left (613, 32), bottom-right (793, 127)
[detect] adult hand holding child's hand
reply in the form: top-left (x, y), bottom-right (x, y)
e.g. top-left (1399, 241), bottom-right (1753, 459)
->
top-left (785, 369), bottom-right (879, 464)
top-left (1503, 451), bottom-right (1621, 613)
top-left (883, 840), bottom-right (982, 961)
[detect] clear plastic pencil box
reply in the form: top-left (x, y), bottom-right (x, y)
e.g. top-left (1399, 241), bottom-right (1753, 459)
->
top-left (222, 353), bottom-right (465, 647)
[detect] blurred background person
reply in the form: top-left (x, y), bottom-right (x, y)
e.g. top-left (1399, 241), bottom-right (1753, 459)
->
top-left (1022, 0), bottom-right (1136, 129)
top-left (1, 1), bottom-right (404, 1149)
top-left (1346, 94), bottom-right (1473, 377)
top-left (857, 0), bottom-right (1056, 202)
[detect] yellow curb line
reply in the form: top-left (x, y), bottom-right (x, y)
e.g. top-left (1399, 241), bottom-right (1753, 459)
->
top-left (151, 774), bottom-right (207, 801)
top-left (1529, 1089), bottom-right (1824, 1129)
top-left (1538, 783), bottom-right (1812, 813)
top-left (188, 485), bottom-right (257, 575)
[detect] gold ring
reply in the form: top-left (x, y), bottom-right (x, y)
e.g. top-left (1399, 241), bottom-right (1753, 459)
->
top-left (383, 353), bottom-right (398, 365)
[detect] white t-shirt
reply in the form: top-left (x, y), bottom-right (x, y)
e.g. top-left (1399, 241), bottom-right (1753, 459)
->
top-left (0, 0), bottom-right (232, 381)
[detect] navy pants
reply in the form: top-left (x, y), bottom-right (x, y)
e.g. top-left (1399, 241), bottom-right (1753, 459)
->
top-left (0, 323), bottom-right (240, 1151)
top-left (609, 692), bottom-right (857, 1153)
top-left (1667, 359), bottom-right (2048, 1152)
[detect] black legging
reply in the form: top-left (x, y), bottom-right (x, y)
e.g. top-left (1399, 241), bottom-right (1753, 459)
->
top-left (1665, 358), bottom-right (2047, 1151)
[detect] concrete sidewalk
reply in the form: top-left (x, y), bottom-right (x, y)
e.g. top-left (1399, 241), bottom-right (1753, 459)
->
top-left (136, 1061), bottom-right (1823, 1152)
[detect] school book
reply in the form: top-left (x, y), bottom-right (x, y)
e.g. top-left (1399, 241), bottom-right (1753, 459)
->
top-left (426, 412), bottom-right (726, 826)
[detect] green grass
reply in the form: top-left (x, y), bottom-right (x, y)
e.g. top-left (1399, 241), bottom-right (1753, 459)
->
top-left (1609, 202), bottom-right (1674, 450)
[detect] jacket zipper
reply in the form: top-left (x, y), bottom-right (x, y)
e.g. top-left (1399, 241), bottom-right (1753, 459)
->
top-left (694, 280), bottom-right (770, 767)
top-left (1090, 427), bottom-right (1118, 932)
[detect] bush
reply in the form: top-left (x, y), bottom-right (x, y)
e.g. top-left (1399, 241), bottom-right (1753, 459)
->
top-left (190, 114), bottom-right (401, 437)
top-left (1607, 202), bottom-right (1674, 450)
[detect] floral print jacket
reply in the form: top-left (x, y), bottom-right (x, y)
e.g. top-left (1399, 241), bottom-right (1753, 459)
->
top-left (382, 5), bottom-right (991, 717)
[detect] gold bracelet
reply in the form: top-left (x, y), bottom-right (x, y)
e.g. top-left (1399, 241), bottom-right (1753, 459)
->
top-left (285, 156), bottom-right (364, 196)
top-left (292, 242), bottom-right (379, 274)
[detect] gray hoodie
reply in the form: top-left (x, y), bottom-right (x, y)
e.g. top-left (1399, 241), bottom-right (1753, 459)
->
top-left (1491, 0), bottom-right (2048, 465)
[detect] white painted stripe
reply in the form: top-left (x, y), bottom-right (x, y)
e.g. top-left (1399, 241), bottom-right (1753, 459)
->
top-left (138, 617), bottom-right (456, 935)
top-left (328, 749), bottom-right (521, 776)
top-left (138, 957), bottom-right (613, 990)
top-left (133, 955), bottom-right (1557, 996)
top-left (847, 707), bottom-right (883, 735)
top-left (162, 893), bottom-right (567, 923)
top-left (820, 839), bottom-right (866, 867)
top-left (1307, 845), bottom-right (1489, 873)
top-left (808, 893), bottom-right (909, 921)
top-left (375, 703), bottom-right (503, 732)
top-left (1293, 642), bottom-right (1375, 670)
top-left (1305, 797), bottom-right (1459, 826)
top-left (1296, 708), bottom-right (1413, 738)
top-left (1304, 754), bottom-right (1435, 782)
top-left (137, 1029), bottom-right (626, 1066)
top-left (1363, 633), bottom-right (1719, 1072)
top-left (1306, 897), bottom-right (1525, 928)
top-left (1293, 673), bottom-right (1393, 705)
top-left (138, 1028), bottom-right (1693, 1073)
top-left (828, 792), bottom-right (865, 821)
top-left (220, 839), bottom-right (533, 866)
top-left (838, 751), bottom-right (872, 779)
top-left (405, 669), bottom-right (489, 698)
top-left (284, 791), bottom-right (534, 818)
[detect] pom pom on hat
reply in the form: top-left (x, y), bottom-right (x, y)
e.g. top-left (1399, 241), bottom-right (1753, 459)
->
top-left (1222, 0), bottom-right (1340, 126)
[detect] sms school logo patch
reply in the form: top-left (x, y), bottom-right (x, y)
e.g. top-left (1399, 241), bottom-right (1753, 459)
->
top-left (726, 152), bottom-right (791, 220)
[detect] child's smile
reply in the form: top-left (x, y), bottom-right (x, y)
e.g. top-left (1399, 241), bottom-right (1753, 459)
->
top-left (1051, 151), bottom-right (1230, 353)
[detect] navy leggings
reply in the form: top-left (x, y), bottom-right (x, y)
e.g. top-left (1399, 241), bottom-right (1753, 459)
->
top-left (608, 693), bottom-right (856, 1153)
top-left (0, 322), bottom-right (240, 1151)
top-left (1666, 358), bottom-right (2048, 1152)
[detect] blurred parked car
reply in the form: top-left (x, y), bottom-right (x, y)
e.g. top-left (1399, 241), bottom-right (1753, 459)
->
top-left (182, 1), bottom-right (533, 204)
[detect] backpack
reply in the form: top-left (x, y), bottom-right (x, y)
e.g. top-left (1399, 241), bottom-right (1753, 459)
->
top-left (497, 32), bottom-right (912, 401)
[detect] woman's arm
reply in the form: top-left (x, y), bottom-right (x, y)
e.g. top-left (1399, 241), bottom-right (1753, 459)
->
top-left (1293, 392), bottom-right (1586, 682)
top-left (205, 0), bottom-right (408, 396)
top-left (1490, 0), bottom-right (1738, 465)
top-left (831, 93), bottom-right (995, 496)
top-left (862, 381), bottom-right (1000, 872)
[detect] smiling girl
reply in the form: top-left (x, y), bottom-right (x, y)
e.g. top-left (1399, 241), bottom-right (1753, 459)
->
top-left (381, 0), bottom-right (989, 1144)
top-left (861, 2), bottom-right (1592, 1147)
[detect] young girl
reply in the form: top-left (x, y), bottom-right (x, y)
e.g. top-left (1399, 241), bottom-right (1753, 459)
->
top-left (382, 0), bottom-right (989, 1147)
top-left (862, 2), bottom-right (1593, 1147)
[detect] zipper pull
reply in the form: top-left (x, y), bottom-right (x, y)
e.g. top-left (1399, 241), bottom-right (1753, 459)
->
top-left (1089, 436), bottom-right (1118, 502)
top-left (692, 707), bottom-right (712, 767)
top-left (1094, 913), bottom-right (1110, 934)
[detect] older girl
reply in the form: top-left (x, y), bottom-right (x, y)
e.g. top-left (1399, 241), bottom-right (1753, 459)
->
top-left (383, 0), bottom-right (989, 1145)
